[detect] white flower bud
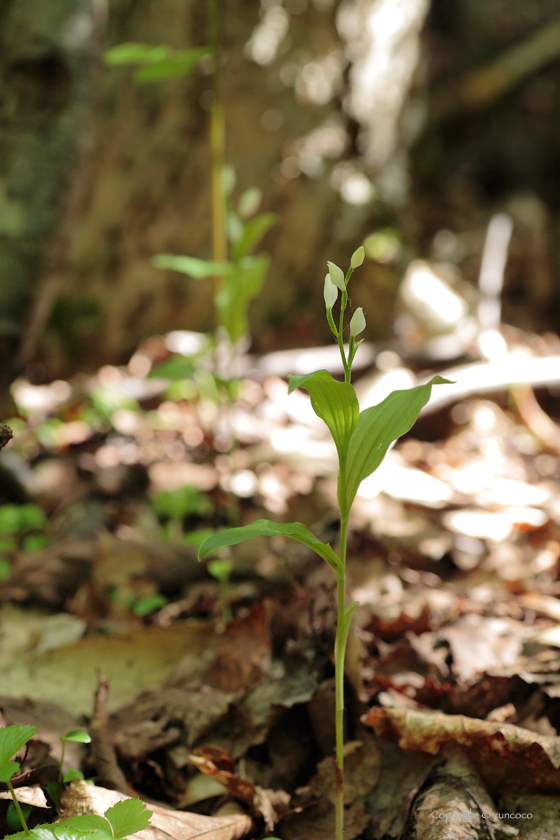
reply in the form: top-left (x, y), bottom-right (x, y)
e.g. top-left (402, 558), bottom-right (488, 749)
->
top-left (324, 274), bottom-right (338, 309)
top-left (351, 246), bottom-right (365, 269)
top-left (349, 307), bottom-right (366, 336)
top-left (327, 261), bottom-right (345, 291)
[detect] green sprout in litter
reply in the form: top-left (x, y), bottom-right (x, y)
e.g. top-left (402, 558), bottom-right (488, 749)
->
top-left (58, 729), bottom-right (91, 783)
top-left (198, 247), bottom-right (451, 840)
top-left (208, 558), bottom-right (234, 623)
top-left (0, 724), bottom-right (152, 838)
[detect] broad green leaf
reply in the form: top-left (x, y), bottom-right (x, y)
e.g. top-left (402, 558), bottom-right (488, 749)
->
top-left (60, 815), bottom-right (112, 835)
top-left (147, 354), bottom-right (196, 381)
top-left (288, 370), bottom-right (358, 463)
top-left (9, 827), bottom-right (59, 840)
top-left (198, 519), bottom-right (342, 574)
top-left (0, 724), bottom-right (36, 765)
top-left (104, 798), bottom-right (153, 839)
top-left (216, 254), bottom-right (269, 342)
top-left (104, 43), bottom-right (169, 65)
top-left (0, 760), bottom-right (20, 782)
top-left (339, 376), bottom-right (451, 515)
top-left (232, 213), bottom-right (277, 261)
top-left (103, 44), bottom-right (209, 82)
top-left (153, 254), bottom-right (233, 279)
top-left (55, 829), bottom-right (113, 840)
top-left (6, 802), bottom-right (31, 831)
top-left (135, 50), bottom-right (209, 82)
top-left (62, 729), bottom-right (91, 744)
top-left (45, 780), bottom-right (64, 809)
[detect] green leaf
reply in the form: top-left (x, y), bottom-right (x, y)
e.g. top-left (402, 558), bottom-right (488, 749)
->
top-left (148, 354), bottom-right (197, 381)
top-left (153, 486), bottom-right (212, 520)
top-left (0, 760), bottom-right (19, 782)
top-left (18, 503), bottom-right (47, 531)
top-left (231, 213), bottom-right (277, 261)
top-left (10, 826), bottom-right (59, 840)
top-left (104, 798), bottom-right (153, 839)
top-left (207, 558), bottom-right (233, 582)
top-left (153, 254), bottom-right (233, 279)
top-left (288, 370), bottom-right (359, 463)
top-left (339, 376), bottom-right (451, 516)
top-left (0, 505), bottom-right (23, 535)
top-left (63, 768), bottom-right (85, 783)
top-left (198, 519), bottom-right (342, 574)
top-left (60, 815), bottom-right (112, 835)
top-left (7, 801), bottom-right (32, 831)
top-left (45, 780), bottom-right (64, 809)
top-left (132, 594), bottom-right (168, 617)
top-left (339, 602), bottom-right (359, 651)
top-left (215, 255), bottom-right (269, 342)
top-left (62, 729), bottom-right (91, 744)
top-left (0, 724), bottom-right (36, 765)
top-left (56, 828), bottom-right (114, 840)
top-left (104, 43), bottom-right (169, 65)
top-left (103, 44), bottom-right (209, 82)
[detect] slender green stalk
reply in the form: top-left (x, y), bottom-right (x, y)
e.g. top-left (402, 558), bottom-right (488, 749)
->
top-left (58, 739), bottom-right (67, 783)
top-left (7, 780), bottom-right (29, 835)
top-left (334, 514), bottom-right (349, 840)
top-left (333, 267), bottom-right (354, 383)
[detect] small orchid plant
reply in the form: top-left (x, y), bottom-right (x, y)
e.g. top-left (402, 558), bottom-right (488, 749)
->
top-left (199, 248), bottom-right (450, 840)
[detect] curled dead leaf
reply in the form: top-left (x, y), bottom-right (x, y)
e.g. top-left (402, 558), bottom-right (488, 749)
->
top-left (61, 780), bottom-right (252, 840)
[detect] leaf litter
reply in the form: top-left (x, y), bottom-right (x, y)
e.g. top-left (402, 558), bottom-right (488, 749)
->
top-left (3, 331), bottom-right (560, 836)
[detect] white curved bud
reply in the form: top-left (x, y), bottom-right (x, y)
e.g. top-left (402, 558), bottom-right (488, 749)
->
top-left (351, 246), bottom-right (365, 269)
top-left (324, 274), bottom-right (338, 309)
top-left (350, 307), bottom-right (366, 336)
top-left (327, 261), bottom-right (345, 291)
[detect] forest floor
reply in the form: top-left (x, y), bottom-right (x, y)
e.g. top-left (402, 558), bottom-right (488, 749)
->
top-left (1, 328), bottom-right (560, 839)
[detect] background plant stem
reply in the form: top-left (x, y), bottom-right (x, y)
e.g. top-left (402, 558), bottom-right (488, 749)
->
top-left (209, 0), bottom-right (227, 286)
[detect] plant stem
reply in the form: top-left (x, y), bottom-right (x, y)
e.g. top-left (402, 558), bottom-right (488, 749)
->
top-left (209, 0), bottom-right (227, 284)
top-left (7, 781), bottom-right (29, 835)
top-left (334, 514), bottom-right (349, 840)
top-left (58, 739), bottom-right (67, 783)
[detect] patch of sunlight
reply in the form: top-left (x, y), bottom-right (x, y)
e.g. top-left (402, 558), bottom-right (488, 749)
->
top-left (11, 378), bottom-right (72, 415)
top-left (337, 0), bottom-right (430, 168)
top-left (443, 507), bottom-right (547, 541)
top-left (245, 4), bottom-right (289, 66)
top-left (400, 261), bottom-right (468, 334)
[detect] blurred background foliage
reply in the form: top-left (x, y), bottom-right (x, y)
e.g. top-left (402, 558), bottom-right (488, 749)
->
top-left (1, 0), bottom-right (560, 385)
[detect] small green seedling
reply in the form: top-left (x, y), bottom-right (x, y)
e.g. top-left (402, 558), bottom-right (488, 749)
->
top-left (46, 729), bottom-right (93, 810)
top-left (207, 558), bottom-right (234, 623)
top-left (59, 730), bottom-right (91, 783)
top-left (0, 504), bottom-right (49, 581)
top-left (0, 724), bottom-right (152, 838)
top-left (152, 486), bottom-right (213, 544)
top-left (198, 248), bottom-right (451, 840)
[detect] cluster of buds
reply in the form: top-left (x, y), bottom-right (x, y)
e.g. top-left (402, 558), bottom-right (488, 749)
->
top-left (322, 246), bottom-right (366, 382)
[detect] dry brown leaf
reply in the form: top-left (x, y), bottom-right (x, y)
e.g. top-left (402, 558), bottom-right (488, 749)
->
top-left (189, 745), bottom-right (288, 830)
top-left (61, 780), bottom-right (252, 840)
top-left (1, 621), bottom-right (219, 715)
top-left (0, 787), bottom-right (48, 808)
top-left (365, 707), bottom-right (560, 767)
